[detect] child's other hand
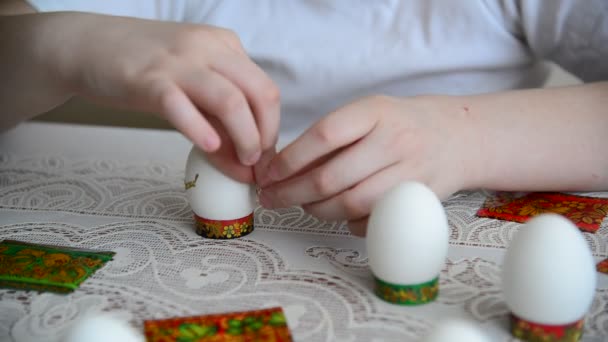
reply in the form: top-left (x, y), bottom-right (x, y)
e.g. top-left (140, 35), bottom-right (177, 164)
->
top-left (257, 95), bottom-right (477, 236)
top-left (52, 14), bottom-right (279, 182)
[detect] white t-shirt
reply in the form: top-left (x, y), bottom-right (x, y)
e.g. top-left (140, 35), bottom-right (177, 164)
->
top-left (27, 0), bottom-right (608, 142)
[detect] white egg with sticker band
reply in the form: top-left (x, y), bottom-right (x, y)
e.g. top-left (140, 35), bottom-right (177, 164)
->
top-left (502, 214), bottom-right (596, 341)
top-left (366, 181), bottom-right (449, 305)
top-left (184, 145), bottom-right (257, 239)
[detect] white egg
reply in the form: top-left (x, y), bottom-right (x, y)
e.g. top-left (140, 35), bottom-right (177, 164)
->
top-left (420, 319), bottom-right (489, 342)
top-left (63, 314), bottom-right (144, 342)
top-left (502, 214), bottom-right (596, 325)
top-left (366, 181), bottom-right (449, 286)
top-left (184, 146), bottom-right (256, 220)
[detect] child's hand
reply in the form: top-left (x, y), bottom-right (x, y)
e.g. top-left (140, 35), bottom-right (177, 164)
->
top-left (49, 13), bottom-right (280, 182)
top-left (257, 95), bottom-right (476, 235)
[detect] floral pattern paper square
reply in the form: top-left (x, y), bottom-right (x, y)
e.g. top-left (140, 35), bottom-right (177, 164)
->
top-left (144, 307), bottom-right (292, 342)
top-left (477, 192), bottom-right (608, 233)
top-left (0, 240), bottom-right (114, 293)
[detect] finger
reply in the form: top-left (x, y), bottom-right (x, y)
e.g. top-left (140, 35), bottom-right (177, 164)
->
top-left (254, 148), bottom-right (276, 186)
top-left (204, 116), bottom-right (255, 183)
top-left (213, 55), bottom-right (281, 151)
top-left (347, 218), bottom-right (368, 237)
top-left (259, 149), bottom-right (337, 189)
top-left (303, 163), bottom-right (410, 221)
top-left (266, 102), bottom-right (378, 183)
top-left (261, 131), bottom-right (396, 208)
top-left (258, 151), bottom-right (335, 208)
top-left (150, 79), bottom-right (221, 152)
top-left (180, 70), bottom-right (262, 166)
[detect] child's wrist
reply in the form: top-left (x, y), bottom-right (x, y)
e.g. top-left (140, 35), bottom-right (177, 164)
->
top-left (419, 94), bottom-right (488, 192)
top-left (452, 96), bottom-right (490, 192)
top-left (32, 12), bottom-right (81, 97)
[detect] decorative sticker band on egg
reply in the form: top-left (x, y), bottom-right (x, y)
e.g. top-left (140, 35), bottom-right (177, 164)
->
top-left (374, 276), bottom-right (439, 305)
top-left (194, 213), bottom-right (254, 239)
top-left (510, 314), bottom-right (584, 342)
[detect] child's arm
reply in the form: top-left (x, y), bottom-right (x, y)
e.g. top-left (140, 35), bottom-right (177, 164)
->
top-left (454, 82), bottom-right (608, 192)
top-left (0, 2), bottom-right (66, 129)
top-left (0, 6), bottom-right (280, 182)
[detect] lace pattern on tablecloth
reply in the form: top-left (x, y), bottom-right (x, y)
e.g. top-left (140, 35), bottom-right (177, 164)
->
top-left (0, 221), bottom-right (431, 341)
top-left (2, 154), bottom-right (607, 253)
top-left (1, 153), bottom-right (607, 341)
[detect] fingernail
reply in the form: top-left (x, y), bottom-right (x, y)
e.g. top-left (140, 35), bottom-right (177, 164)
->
top-left (203, 136), bottom-right (220, 151)
top-left (243, 151), bottom-right (261, 166)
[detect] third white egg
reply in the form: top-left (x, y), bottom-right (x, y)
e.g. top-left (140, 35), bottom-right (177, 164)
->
top-left (502, 214), bottom-right (596, 325)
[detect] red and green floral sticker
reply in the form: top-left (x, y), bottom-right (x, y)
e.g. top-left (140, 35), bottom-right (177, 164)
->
top-left (0, 240), bottom-right (114, 293)
top-left (477, 192), bottom-right (608, 233)
top-left (144, 307), bottom-right (292, 342)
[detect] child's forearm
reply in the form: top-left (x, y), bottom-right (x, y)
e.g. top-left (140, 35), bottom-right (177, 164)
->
top-left (448, 82), bottom-right (608, 192)
top-left (0, 12), bottom-right (75, 131)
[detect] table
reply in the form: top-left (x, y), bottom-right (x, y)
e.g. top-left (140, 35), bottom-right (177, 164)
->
top-left (0, 122), bottom-right (606, 342)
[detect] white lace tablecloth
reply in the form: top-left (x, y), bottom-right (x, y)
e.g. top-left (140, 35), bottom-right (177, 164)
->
top-left (0, 122), bottom-right (607, 342)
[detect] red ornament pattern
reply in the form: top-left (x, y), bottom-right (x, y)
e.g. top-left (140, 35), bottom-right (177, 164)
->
top-left (477, 192), bottom-right (608, 233)
top-left (194, 213), bottom-right (254, 239)
top-left (510, 314), bottom-right (584, 341)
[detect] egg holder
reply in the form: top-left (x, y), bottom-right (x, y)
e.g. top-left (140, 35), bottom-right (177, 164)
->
top-left (510, 314), bottom-right (584, 342)
top-left (193, 212), bottom-right (254, 239)
top-left (373, 276), bottom-right (439, 305)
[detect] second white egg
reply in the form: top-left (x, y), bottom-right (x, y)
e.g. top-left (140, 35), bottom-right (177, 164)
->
top-left (366, 181), bottom-right (449, 304)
